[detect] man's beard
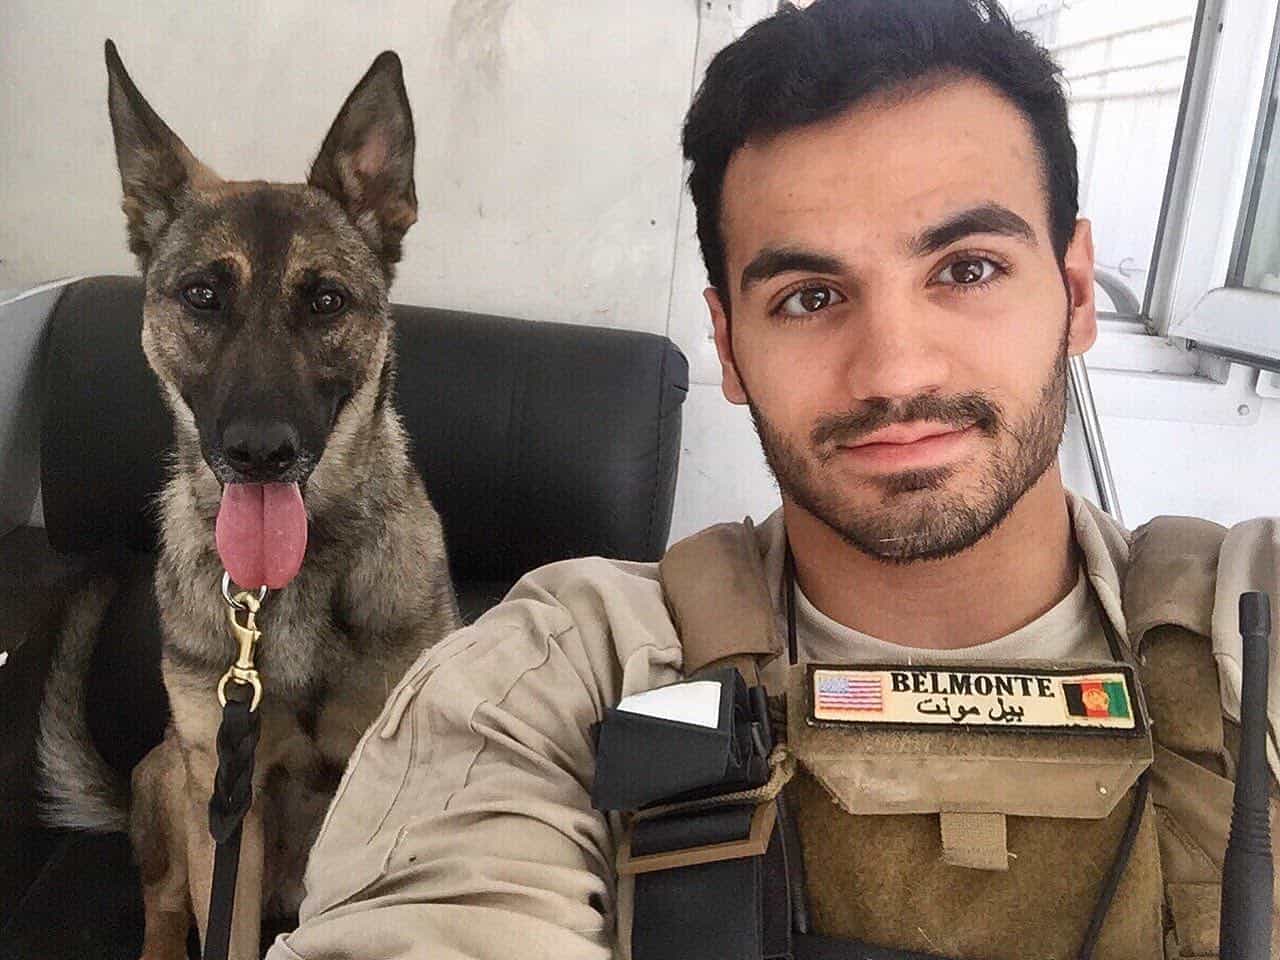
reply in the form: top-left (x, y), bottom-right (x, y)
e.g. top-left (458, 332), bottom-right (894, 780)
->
top-left (747, 322), bottom-right (1071, 565)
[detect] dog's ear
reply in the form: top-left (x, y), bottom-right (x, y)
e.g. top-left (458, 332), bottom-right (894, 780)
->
top-left (308, 52), bottom-right (417, 270)
top-left (104, 40), bottom-right (215, 268)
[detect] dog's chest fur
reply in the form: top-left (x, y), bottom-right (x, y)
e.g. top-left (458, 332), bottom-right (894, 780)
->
top-left (157, 523), bottom-right (418, 706)
top-left (162, 566), bottom-right (355, 701)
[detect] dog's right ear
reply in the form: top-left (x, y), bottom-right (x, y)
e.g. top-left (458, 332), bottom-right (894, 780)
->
top-left (105, 40), bottom-right (215, 267)
top-left (308, 52), bottom-right (417, 273)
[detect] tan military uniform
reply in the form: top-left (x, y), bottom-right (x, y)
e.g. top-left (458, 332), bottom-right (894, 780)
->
top-left (269, 493), bottom-right (1280, 960)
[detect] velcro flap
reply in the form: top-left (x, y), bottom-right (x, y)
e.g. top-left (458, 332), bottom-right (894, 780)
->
top-left (787, 661), bottom-right (1153, 819)
top-left (940, 811), bottom-right (1008, 871)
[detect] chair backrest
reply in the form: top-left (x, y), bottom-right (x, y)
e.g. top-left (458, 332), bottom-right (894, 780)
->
top-left (39, 276), bottom-right (690, 582)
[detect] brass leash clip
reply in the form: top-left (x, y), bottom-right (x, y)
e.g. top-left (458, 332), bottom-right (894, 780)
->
top-left (218, 573), bottom-right (268, 711)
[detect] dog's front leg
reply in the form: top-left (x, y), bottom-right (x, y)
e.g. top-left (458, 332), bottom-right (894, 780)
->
top-left (185, 754), bottom-right (265, 960)
top-left (131, 731), bottom-right (193, 960)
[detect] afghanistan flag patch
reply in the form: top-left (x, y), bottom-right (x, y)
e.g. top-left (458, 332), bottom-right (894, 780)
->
top-left (1062, 679), bottom-right (1130, 720)
top-left (808, 663), bottom-right (1142, 735)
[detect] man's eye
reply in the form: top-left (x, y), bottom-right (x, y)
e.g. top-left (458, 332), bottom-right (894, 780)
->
top-left (181, 284), bottom-right (221, 310)
top-left (778, 285), bottom-right (845, 318)
top-left (310, 291), bottom-right (346, 315)
top-left (934, 257), bottom-right (999, 287)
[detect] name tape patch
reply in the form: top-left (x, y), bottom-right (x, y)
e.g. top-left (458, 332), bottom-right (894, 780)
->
top-left (809, 664), bottom-right (1140, 733)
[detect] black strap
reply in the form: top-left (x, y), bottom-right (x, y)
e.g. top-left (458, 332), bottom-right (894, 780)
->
top-left (203, 686), bottom-right (260, 960)
top-left (632, 800), bottom-right (796, 960)
top-left (1076, 769), bottom-right (1150, 960)
top-left (777, 792), bottom-right (811, 937)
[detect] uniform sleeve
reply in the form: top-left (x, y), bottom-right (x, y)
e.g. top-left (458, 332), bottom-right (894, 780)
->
top-left (268, 566), bottom-right (681, 960)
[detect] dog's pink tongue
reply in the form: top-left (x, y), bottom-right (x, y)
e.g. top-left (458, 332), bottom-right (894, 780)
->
top-left (215, 483), bottom-right (308, 590)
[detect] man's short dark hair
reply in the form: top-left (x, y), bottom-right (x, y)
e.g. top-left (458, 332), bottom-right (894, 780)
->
top-left (682, 0), bottom-right (1078, 297)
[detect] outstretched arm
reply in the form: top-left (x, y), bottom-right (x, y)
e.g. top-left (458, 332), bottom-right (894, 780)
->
top-left (269, 561), bottom-right (682, 960)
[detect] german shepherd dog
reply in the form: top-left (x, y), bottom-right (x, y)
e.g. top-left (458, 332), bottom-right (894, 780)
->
top-left (37, 43), bottom-right (459, 959)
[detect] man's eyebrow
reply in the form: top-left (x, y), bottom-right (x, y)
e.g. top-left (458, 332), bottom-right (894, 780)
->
top-left (740, 247), bottom-right (849, 294)
top-left (909, 203), bottom-right (1038, 257)
top-left (736, 205), bottom-right (1036, 292)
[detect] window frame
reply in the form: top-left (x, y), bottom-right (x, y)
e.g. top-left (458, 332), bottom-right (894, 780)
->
top-left (1148, 0), bottom-right (1280, 353)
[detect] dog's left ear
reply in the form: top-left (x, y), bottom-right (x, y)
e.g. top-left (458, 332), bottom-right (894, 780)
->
top-left (309, 52), bottom-right (417, 270)
top-left (105, 40), bottom-right (217, 268)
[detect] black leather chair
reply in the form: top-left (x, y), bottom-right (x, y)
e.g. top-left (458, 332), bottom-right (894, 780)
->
top-left (0, 275), bottom-right (688, 958)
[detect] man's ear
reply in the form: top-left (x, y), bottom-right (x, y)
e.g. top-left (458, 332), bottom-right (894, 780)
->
top-left (105, 40), bottom-right (215, 268)
top-left (706, 287), bottom-right (748, 405)
top-left (1063, 218), bottom-right (1098, 356)
top-left (308, 52), bottom-right (417, 272)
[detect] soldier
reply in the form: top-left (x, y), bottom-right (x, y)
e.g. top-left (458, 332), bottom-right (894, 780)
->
top-left (269, 1), bottom-right (1280, 958)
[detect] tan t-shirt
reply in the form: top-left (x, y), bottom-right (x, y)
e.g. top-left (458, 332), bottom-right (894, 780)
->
top-left (793, 566), bottom-right (1113, 666)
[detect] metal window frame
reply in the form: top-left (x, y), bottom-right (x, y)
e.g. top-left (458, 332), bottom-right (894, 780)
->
top-left (1023, 0), bottom-right (1280, 353)
top-left (1148, 0), bottom-right (1280, 342)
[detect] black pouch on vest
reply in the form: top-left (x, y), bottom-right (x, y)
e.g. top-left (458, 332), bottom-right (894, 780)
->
top-left (591, 666), bottom-right (768, 812)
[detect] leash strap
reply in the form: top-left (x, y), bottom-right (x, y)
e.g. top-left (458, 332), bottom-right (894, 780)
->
top-left (203, 683), bottom-right (260, 960)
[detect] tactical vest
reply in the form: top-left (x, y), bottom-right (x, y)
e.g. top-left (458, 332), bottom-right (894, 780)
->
top-left (643, 515), bottom-right (1277, 960)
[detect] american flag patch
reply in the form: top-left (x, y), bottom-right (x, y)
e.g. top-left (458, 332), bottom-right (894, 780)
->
top-left (815, 673), bottom-right (883, 712)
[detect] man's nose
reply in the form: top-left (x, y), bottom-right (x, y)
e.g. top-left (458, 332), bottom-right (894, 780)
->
top-left (221, 418), bottom-right (301, 481)
top-left (842, 290), bottom-right (951, 401)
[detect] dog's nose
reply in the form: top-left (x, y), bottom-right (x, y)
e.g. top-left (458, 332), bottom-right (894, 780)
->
top-left (221, 419), bottom-right (301, 480)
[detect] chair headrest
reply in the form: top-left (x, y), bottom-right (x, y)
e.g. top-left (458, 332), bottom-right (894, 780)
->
top-left (40, 277), bottom-right (689, 582)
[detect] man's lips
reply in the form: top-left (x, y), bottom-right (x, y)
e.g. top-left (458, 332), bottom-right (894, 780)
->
top-left (847, 423), bottom-right (966, 447)
top-left (836, 423), bottom-right (977, 469)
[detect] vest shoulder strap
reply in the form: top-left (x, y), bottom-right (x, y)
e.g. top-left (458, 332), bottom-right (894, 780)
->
top-left (1122, 516), bottom-right (1227, 759)
top-left (659, 519), bottom-right (781, 678)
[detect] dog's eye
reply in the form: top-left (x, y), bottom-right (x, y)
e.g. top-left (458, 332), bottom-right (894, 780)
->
top-left (181, 284), bottom-right (221, 311)
top-left (311, 291), bottom-right (346, 315)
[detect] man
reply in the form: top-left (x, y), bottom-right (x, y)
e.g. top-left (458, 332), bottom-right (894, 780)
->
top-left (270, 2), bottom-right (1280, 958)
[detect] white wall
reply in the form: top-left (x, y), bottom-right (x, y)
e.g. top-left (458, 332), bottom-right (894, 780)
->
top-left (0, 0), bottom-right (697, 332)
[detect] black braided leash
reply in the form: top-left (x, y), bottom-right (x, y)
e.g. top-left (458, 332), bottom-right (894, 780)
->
top-left (204, 680), bottom-right (261, 960)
